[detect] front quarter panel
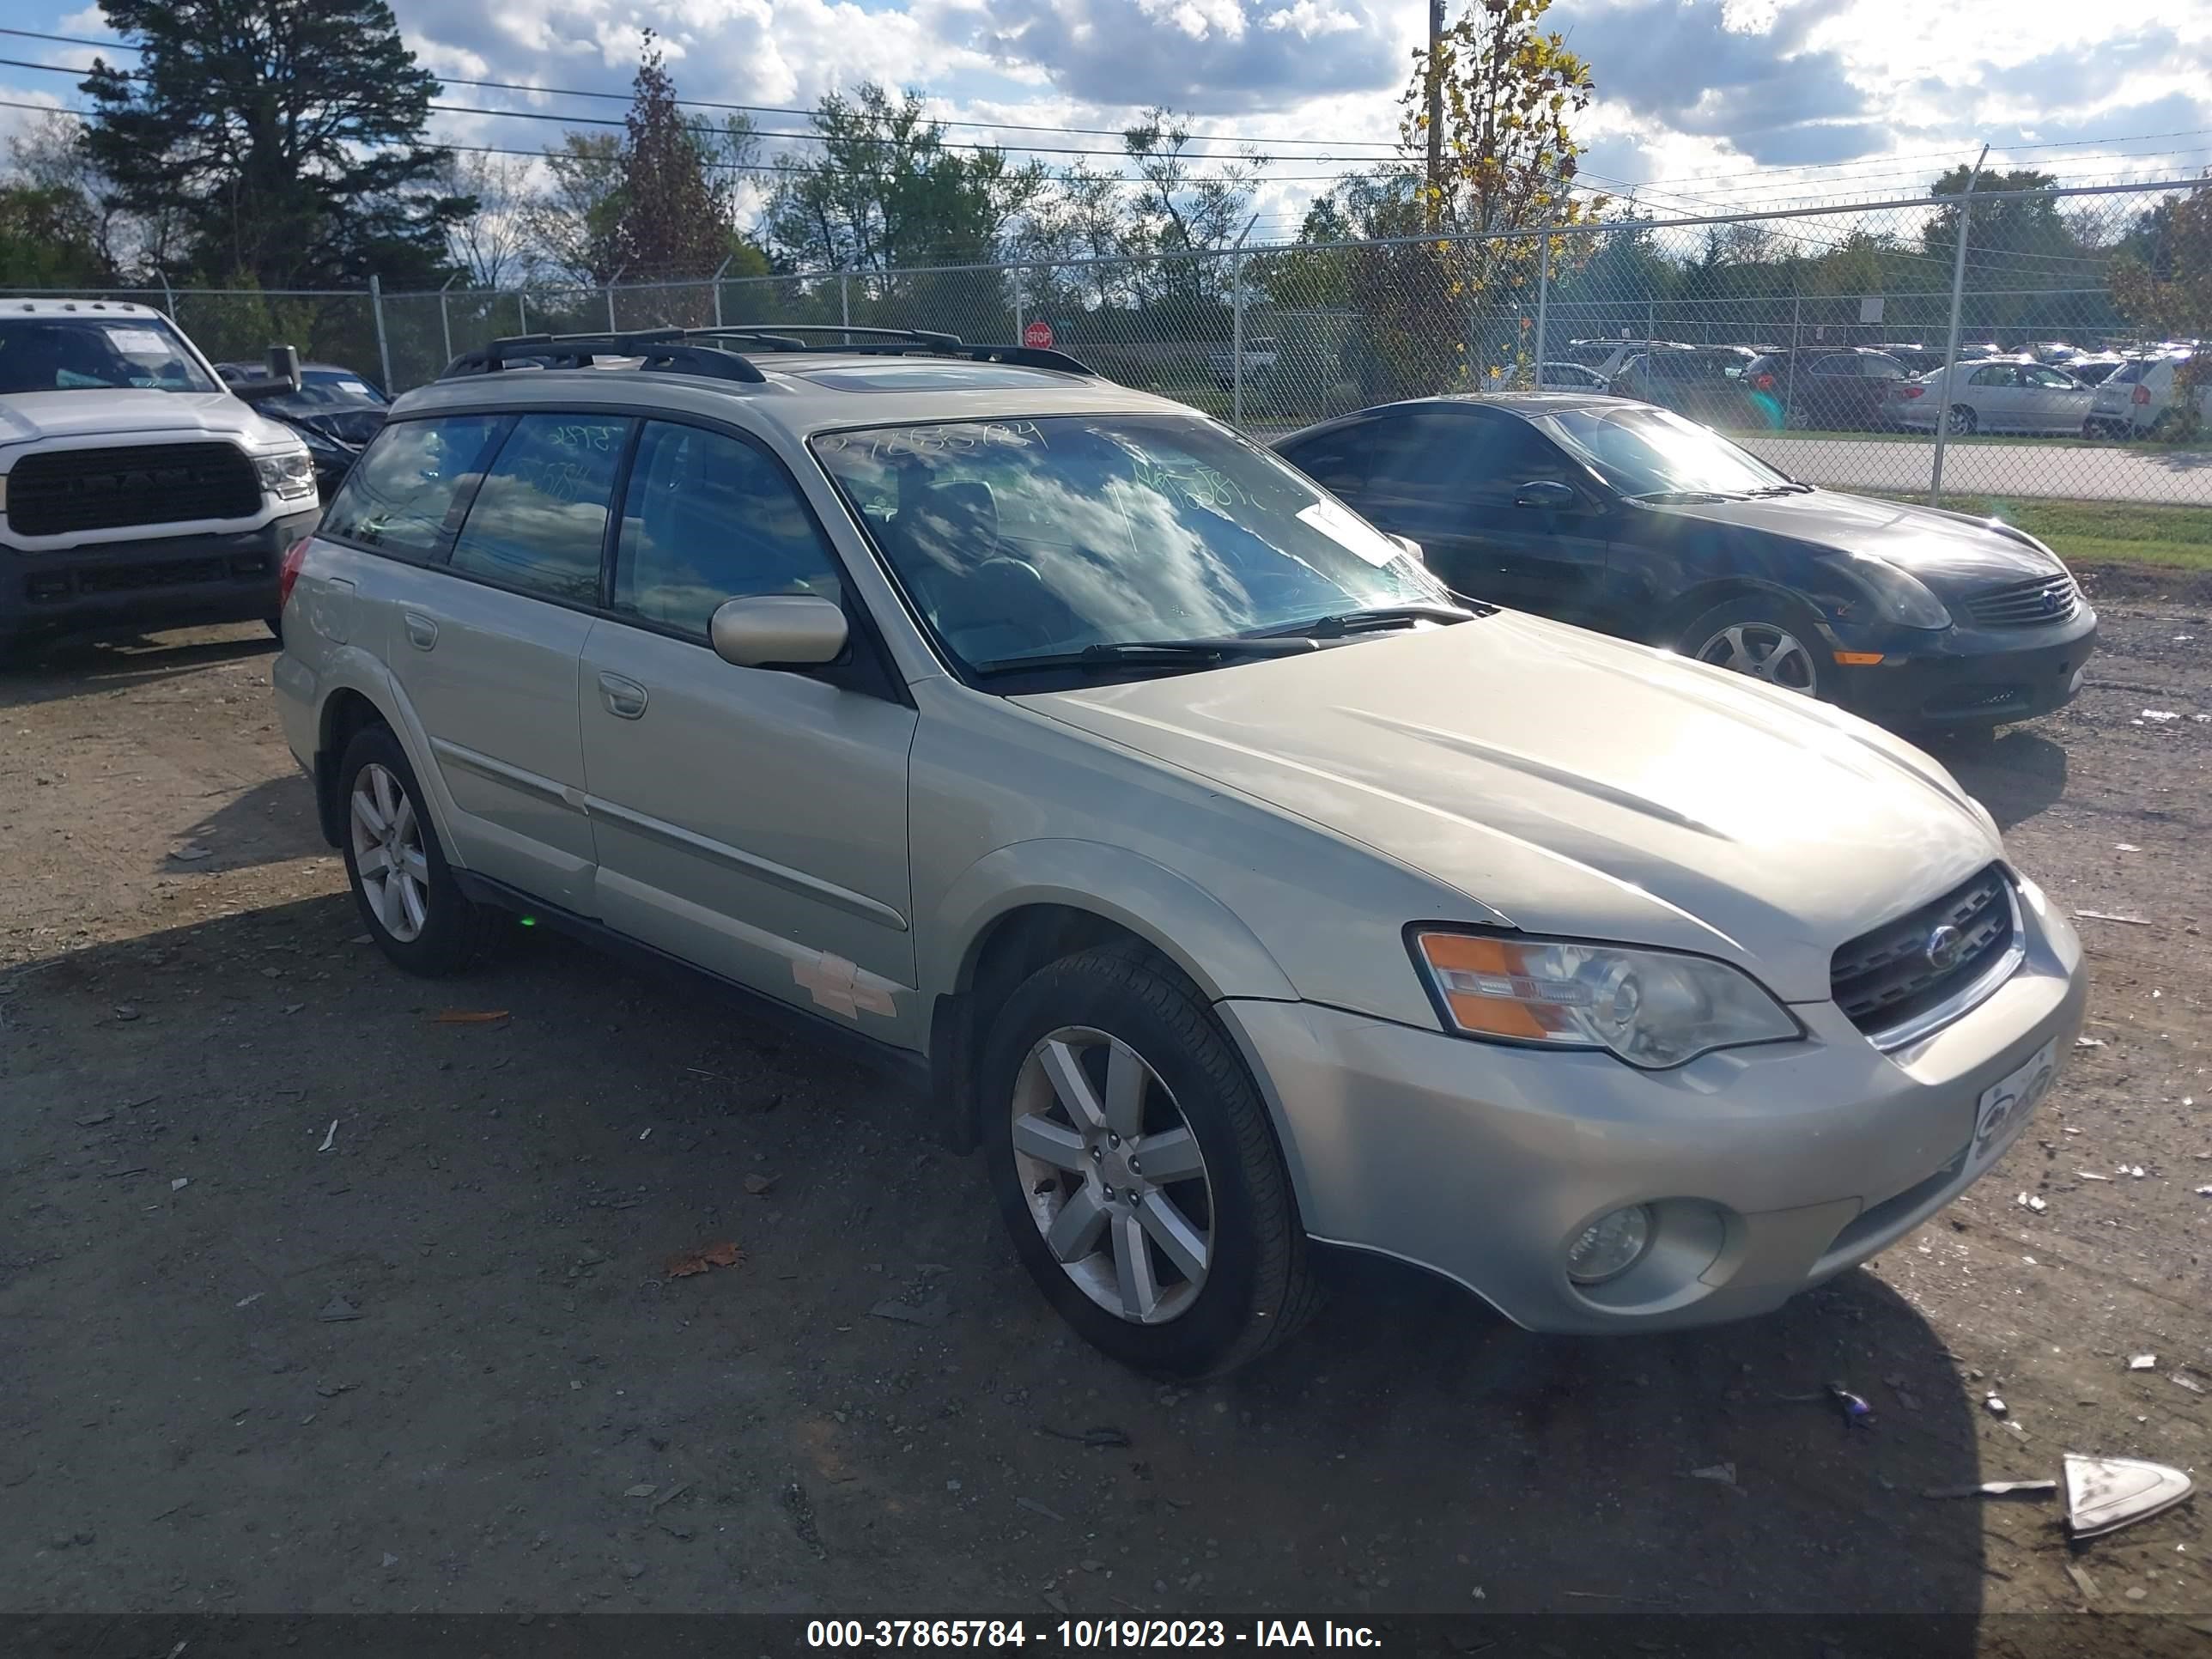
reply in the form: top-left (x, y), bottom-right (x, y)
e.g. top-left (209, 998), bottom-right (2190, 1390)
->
top-left (908, 678), bottom-right (1492, 1030)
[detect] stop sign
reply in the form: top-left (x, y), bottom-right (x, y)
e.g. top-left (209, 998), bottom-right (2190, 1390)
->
top-left (1022, 319), bottom-right (1054, 349)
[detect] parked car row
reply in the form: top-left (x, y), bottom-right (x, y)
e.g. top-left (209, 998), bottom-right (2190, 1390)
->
top-left (266, 324), bottom-right (2087, 1376)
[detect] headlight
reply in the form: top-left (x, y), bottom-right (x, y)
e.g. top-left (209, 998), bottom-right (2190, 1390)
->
top-left (1845, 555), bottom-right (1952, 629)
top-left (1410, 931), bottom-right (1801, 1069)
top-left (254, 447), bottom-right (317, 501)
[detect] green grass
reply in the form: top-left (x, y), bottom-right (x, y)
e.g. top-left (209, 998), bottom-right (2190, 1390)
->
top-left (1876, 494), bottom-right (2212, 572)
top-left (1728, 424), bottom-right (2211, 453)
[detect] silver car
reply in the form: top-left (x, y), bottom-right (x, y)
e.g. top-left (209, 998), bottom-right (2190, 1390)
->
top-left (270, 327), bottom-right (2085, 1376)
top-left (1888, 357), bottom-right (2094, 435)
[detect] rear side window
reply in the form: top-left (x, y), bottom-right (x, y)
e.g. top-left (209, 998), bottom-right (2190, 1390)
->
top-left (319, 416), bottom-right (505, 562)
top-left (1860, 356), bottom-right (1906, 380)
top-left (1968, 364), bottom-right (2016, 387)
top-left (1275, 427), bottom-right (1374, 495)
top-left (1810, 355), bottom-right (1856, 375)
top-left (448, 414), bottom-right (632, 605)
top-left (612, 422), bottom-right (844, 640)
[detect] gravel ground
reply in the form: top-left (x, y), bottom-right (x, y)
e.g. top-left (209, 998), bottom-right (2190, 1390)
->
top-left (2, 569), bottom-right (2209, 1640)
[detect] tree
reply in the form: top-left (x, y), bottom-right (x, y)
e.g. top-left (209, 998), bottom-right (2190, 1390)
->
top-left (609, 33), bottom-right (745, 281)
top-left (1120, 111), bottom-right (1266, 308)
top-left (2111, 172), bottom-right (2211, 435)
top-left (764, 85), bottom-right (1046, 275)
top-left (522, 133), bottom-right (627, 286)
top-left (437, 150), bottom-right (532, 289)
top-left (78, 0), bottom-right (471, 289)
top-left (1339, 0), bottom-right (1601, 400)
top-left (8, 110), bottom-right (188, 278)
top-left (0, 183), bottom-right (110, 287)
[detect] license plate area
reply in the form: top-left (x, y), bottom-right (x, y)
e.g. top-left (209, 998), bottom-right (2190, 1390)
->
top-left (1966, 1039), bottom-right (2057, 1177)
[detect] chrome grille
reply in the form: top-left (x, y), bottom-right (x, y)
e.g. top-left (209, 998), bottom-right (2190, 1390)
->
top-left (6, 442), bottom-right (261, 537)
top-left (1963, 574), bottom-right (2078, 629)
top-left (1832, 865), bottom-right (2016, 1042)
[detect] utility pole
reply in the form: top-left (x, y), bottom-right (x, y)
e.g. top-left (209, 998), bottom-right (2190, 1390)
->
top-left (1930, 143), bottom-right (1989, 508)
top-left (1425, 0), bottom-right (1445, 228)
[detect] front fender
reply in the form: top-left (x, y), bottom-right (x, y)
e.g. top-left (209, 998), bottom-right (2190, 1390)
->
top-left (922, 837), bottom-right (1299, 1007)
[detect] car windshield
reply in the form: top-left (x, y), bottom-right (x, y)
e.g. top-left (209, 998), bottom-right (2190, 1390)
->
top-left (811, 414), bottom-right (1450, 678)
top-left (0, 317), bottom-right (217, 394)
top-left (1533, 404), bottom-right (1794, 497)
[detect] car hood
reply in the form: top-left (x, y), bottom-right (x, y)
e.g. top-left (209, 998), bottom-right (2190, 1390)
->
top-left (1020, 615), bottom-right (2002, 1003)
top-left (1642, 490), bottom-right (2063, 586)
top-left (0, 390), bottom-right (296, 451)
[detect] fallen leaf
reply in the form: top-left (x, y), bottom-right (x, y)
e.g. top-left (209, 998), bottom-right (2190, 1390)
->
top-left (431, 1010), bottom-right (509, 1024)
top-left (623, 1483), bottom-right (658, 1499)
top-left (665, 1241), bottom-right (744, 1278)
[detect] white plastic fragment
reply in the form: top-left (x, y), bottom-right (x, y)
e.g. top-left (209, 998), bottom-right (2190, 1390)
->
top-left (317, 1118), bottom-right (338, 1153)
top-left (2142, 710), bottom-right (2179, 722)
top-left (2130, 1354), bottom-right (2158, 1370)
top-left (2016, 1193), bottom-right (2047, 1212)
top-left (1984, 1394), bottom-right (2008, 1416)
top-left (2064, 1453), bottom-right (2195, 1540)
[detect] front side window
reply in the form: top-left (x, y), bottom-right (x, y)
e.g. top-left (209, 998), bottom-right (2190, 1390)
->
top-left (1969, 365), bottom-right (2017, 387)
top-left (449, 414), bottom-right (631, 604)
top-left (319, 416), bottom-right (506, 562)
top-left (0, 317), bottom-right (219, 394)
top-left (812, 414), bottom-right (1445, 675)
top-left (614, 422), bottom-right (843, 639)
top-left (2023, 366), bottom-right (2076, 388)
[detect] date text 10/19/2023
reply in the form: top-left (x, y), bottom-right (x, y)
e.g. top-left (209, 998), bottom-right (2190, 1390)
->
top-left (805, 1621), bottom-right (1382, 1650)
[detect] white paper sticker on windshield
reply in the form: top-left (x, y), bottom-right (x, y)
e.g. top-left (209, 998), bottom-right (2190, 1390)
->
top-left (106, 328), bottom-right (175, 356)
top-left (1297, 498), bottom-right (1399, 565)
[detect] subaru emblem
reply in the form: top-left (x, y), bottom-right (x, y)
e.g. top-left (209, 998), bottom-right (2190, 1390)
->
top-left (1924, 923), bottom-right (1964, 972)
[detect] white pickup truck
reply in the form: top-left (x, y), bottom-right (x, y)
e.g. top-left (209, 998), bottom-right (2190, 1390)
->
top-left (1206, 337), bottom-right (1279, 390)
top-left (0, 300), bottom-right (323, 659)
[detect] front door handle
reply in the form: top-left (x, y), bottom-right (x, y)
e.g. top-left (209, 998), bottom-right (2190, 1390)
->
top-left (598, 672), bottom-right (649, 720)
top-left (403, 612), bottom-right (438, 651)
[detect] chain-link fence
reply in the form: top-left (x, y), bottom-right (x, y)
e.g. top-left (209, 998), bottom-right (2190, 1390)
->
top-left (4, 178), bottom-right (2206, 524)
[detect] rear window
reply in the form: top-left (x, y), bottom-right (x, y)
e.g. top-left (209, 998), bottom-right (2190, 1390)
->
top-left (319, 416), bottom-right (506, 562)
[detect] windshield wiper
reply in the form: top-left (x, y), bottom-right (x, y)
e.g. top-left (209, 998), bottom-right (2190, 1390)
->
top-left (1629, 489), bottom-right (1748, 504)
top-left (969, 636), bottom-right (1322, 679)
top-left (1255, 601), bottom-right (1484, 639)
top-left (1744, 482), bottom-right (1814, 496)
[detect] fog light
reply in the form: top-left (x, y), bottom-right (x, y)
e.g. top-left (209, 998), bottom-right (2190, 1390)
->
top-left (1566, 1205), bottom-right (1653, 1285)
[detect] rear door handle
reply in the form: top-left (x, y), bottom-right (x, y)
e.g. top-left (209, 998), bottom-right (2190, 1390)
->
top-left (403, 612), bottom-right (438, 651)
top-left (598, 672), bottom-right (649, 720)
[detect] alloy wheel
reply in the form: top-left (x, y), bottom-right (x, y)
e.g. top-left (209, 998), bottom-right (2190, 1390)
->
top-left (1009, 1025), bottom-right (1216, 1326)
top-left (1696, 622), bottom-right (1819, 695)
top-left (349, 762), bottom-right (430, 943)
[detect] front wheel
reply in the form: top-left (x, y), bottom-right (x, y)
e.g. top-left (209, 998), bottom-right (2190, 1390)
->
top-left (981, 946), bottom-right (1318, 1376)
top-left (1680, 597), bottom-right (1826, 699)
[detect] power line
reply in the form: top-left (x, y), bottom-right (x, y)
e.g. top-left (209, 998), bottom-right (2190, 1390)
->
top-left (0, 24), bottom-right (1401, 155)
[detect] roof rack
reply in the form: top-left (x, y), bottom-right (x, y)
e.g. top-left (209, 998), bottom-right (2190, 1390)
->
top-left (440, 329), bottom-right (767, 383)
top-left (437, 325), bottom-right (1097, 383)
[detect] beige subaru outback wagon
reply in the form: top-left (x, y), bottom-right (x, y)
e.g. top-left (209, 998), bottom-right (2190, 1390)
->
top-left (271, 326), bottom-right (2084, 1376)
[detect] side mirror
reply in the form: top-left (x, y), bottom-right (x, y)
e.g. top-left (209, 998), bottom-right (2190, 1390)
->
top-left (709, 593), bottom-right (848, 670)
top-left (1388, 532), bottom-right (1425, 563)
top-left (1512, 479), bottom-right (1577, 511)
top-left (266, 344), bottom-right (302, 395)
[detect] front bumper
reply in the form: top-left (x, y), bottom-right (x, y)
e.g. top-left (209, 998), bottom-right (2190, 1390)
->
top-left (0, 509), bottom-right (321, 639)
top-left (1825, 605), bottom-right (2097, 728)
top-left (1220, 880), bottom-right (2084, 1334)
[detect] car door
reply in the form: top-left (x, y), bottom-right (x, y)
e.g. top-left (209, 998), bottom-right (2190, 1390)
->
top-left (1349, 406), bottom-right (1614, 623)
top-left (1963, 362), bottom-right (2021, 430)
top-left (576, 417), bottom-right (921, 1044)
top-left (368, 410), bottom-right (621, 916)
top-left (2017, 363), bottom-right (2091, 434)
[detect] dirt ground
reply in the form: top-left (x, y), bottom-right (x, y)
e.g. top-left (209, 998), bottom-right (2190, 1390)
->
top-left (3, 568), bottom-right (2209, 1642)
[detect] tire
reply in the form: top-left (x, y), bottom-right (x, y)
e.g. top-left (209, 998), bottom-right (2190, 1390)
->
top-left (336, 723), bottom-right (501, 977)
top-left (1946, 404), bottom-right (1978, 436)
top-left (981, 945), bottom-right (1318, 1377)
top-left (1679, 595), bottom-right (1828, 700)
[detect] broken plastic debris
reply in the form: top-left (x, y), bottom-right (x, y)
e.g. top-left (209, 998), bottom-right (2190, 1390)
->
top-left (2072, 913), bottom-right (2148, 927)
top-left (431, 1010), bottom-right (509, 1024)
top-left (1923, 1478), bottom-right (2057, 1499)
top-left (2075, 1036), bottom-right (2106, 1048)
top-left (2115, 843), bottom-right (2142, 853)
top-left (2016, 1193), bottom-right (2047, 1212)
top-left (2131, 1354), bottom-right (2159, 1370)
top-left (2141, 710), bottom-right (2180, 722)
top-left (665, 1242), bottom-right (743, 1279)
top-left (623, 1483), bottom-right (658, 1499)
top-left (2172, 1371), bottom-right (2207, 1395)
top-left (170, 1176), bottom-right (189, 1192)
top-left (317, 1119), bottom-right (338, 1154)
top-left (2064, 1453), bottom-right (2194, 1540)
top-left (1984, 1395), bottom-right (2008, 1416)
top-left (1686, 1462), bottom-right (1738, 1487)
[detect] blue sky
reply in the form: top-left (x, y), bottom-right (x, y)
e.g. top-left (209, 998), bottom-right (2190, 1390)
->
top-left (2, 0), bottom-right (2208, 242)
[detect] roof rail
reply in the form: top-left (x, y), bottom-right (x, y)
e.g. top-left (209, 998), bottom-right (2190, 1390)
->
top-left (685, 324), bottom-right (1097, 375)
top-left (439, 329), bottom-right (767, 384)
top-left (435, 325), bottom-right (1097, 384)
